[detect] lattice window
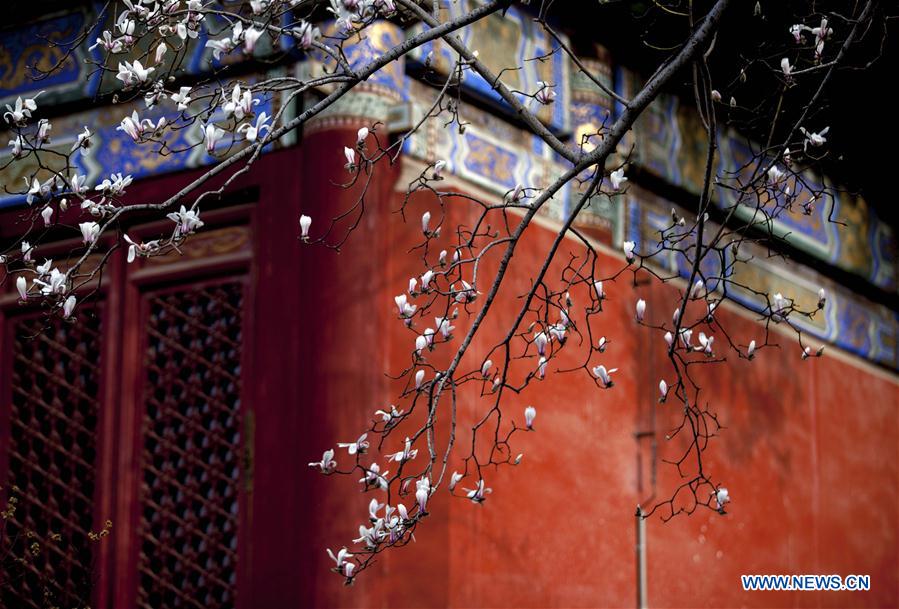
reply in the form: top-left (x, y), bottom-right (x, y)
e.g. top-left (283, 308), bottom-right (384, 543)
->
top-left (138, 282), bottom-right (244, 609)
top-left (2, 310), bottom-right (102, 609)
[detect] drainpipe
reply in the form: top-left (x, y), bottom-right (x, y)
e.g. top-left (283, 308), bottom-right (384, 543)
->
top-left (635, 505), bottom-right (647, 609)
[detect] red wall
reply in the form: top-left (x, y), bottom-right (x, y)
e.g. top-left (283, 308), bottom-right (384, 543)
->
top-left (282, 125), bottom-right (899, 609)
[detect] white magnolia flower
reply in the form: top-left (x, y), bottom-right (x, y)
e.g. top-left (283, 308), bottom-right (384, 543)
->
top-left (63, 295), bottom-right (77, 319)
top-left (359, 463), bottom-right (389, 490)
top-left (747, 339), bottom-right (756, 359)
top-left (238, 111), bottom-right (271, 143)
top-left (664, 331), bottom-right (674, 347)
top-left (171, 86), bottom-right (192, 111)
top-left (524, 406), bottom-right (536, 429)
top-left (789, 23), bottom-right (806, 43)
top-left (299, 214), bottom-right (312, 239)
top-left (36, 119), bottom-right (51, 144)
top-left (449, 471), bottom-right (463, 491)
top-left (243, 27), bottom-right (263, 53)
top-left (421, 270), bottom-right (435, 291)
top-left (166, 205), bottom-right (204, 235)
top-left (116, 59), bottom-right (154, 87)
top-left (95, 172), bottom-right (133, 198)
top-left (308, 449), bottom-right (337, 473)
top-left (421, 211), bottom-right (431, 235)
top-left (154, 42), bottom-right (168, 64)
top-left (537, 356), bottom-right (547, 379)
top-left (326, 547), bottom-right (353, 570)
top-left (800, 126), bottom-right (829, 151)
top-left (374, 404), bottom-right (403, 424)
top-left (594, 280), bottom-right (605, 301)
top-left (293, 21), bottom-right (320, 49)
top-left (356, 127), bottom-right (369, 146)
top-left (659, 380), bottom-right (668, 402)
top-left (72, 126), bottom-right (92, 155)
top-left (21, 241), bottom-right (32, 262)
top-left (780, 57), bottom-right (793, 81)
top-left (388, 437), bottom-right (418, 463)
top-left (534, 331), bottom-right (548, 356)
top-left (41, 206), bottom-right (53, 226)
top-left (535, 81), bottom-right (556, 105)
top-left (16, 276), bottom-right (28, 300)
top-left (79, 221), bottom-right (101, 245)
top-left (597, 336), bottom-right (608, 353)
top-left (453, 280), bottom-right (478, 303)
top-left (4, 92), bottom-right (43, 125)
top-left (435, 316), bottom-right (454, 338)
top-left (771, 292), bottom-right (790, 318)
top-left (223, 84), bottom-right (257, 120)
top-left (481, 359), bottom-right (492, 378)
top-left (408, 277), bottom-right (417, 294)
top-left (464, 479), bottom-right (492, 504)
top-left (337, 433), bottom-right (369, 455)
top-left (679, 328), bottom-right (693, 348)
top-left (415, 476), bottom-right (431, 513)
top-left (592, 365), bottom-right (617, 388)
top-left (203, 124), bottom-right (225, 153)
top-left (767, 165), bottom-right (785, 184)
top-left (623, 240), bottom-right (636, 262)
top-left (697, 332), bottom-right (715, 356)
top-left (610, 168), bottom-right (627, 191)
top-left (8, 135), bottom-right (24, 158)
top-left (344, 146), bottom-right (356, 171)
top-left (433, 159), bottom-right (446, 180)
top-left (715, 487), bottom-right (730, 512)
top-left (118, 111), bottom-right (144, 141)
top-left (414, 369), bottom-right (425, 389)
top-left (394, 294), bottom-right (416, 318)
top-left (817, 288), bottom-right (826, 309)
top-left (635, 299), bottom-right (646, 322)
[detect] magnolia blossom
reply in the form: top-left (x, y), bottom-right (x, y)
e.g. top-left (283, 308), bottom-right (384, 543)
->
top-left (79, 221), bottom-right (101, 245)
top-left (435, 316), bottom-right (454, 338)
top-left (464, 479), bottom-right (492, 504)
top-left (309, 449), bottom-right (337, 473)
top-left (535, 81), bottom-right (556, 105)
top-left (243, 27), bottom-right (263, 53)
top-left (659, 379), bottom-right (668, 402)
top-left (394, 294), bottom-right (416, 318)
top-left (711, 89), bottom-right (721, 102)
top-left (294, 21), bottom-right (321, 49)
top-left (817, 287), bottom-right (826, 309)
top-left (524, 406), bottom-right (536, 429)
top-left (715, 487), bottom-right (730, 512)
top-left (167, 205), bottom-right (205, 235)
top-left (3, 92), bottom-right (42, 125)
top-left (481, 359), bottom-right (492, 378)
top-left (118, 111), bottom-right (144, 141)
top-left (356, 127), bottom-right (369, 147)
top-left (21, 241), bottom-right (32, 262)
top-left (72, 126), bottom-right (92, 154)
top-left (359, 463), bottom-right (389, 490)
top-left (337, 434), bottom-right (369, 455)
top-left (116, 60), bottom-right (154, 87)
top-left (344, 146), bottom-right (356, 171)
top-left (415, 477), bottom-right (431, 513)
top-left (326, 547), bottom-right (353, 570)
top-left (534, 331), bottom-right (548, 356)
top-left (592, 365), bottom-right (616, 388)
top-left (36, 119), bottom-right (51, 144)
top-left (16, 276), bottom-right (27, 301)
top-left (8, 135), bottom-right (24, 158)
top-left (594, 280), bottom-right (605, 301)
top-left (453, 280), bottom-right (478, 303)
top-left (537, 356), bottom-right (547, 379)
top-left (421, 211), bottom-right (431, 235)
top-left (771, 292), bottom-right (790, 318)
top-left (448, 471), bottom-right (463, 491)
top-left (433, 159), bottom-right (446, 180)
top-left (299, 214), bottom-right (312, 240)
top-left (374, 404), bottom-right (403, 425)
top-left (664, 332), bottom-right (674, 347)
top-left (801, 346), bottom-right (812, 360)
top-left (63, 295), bottom-right (77, 319)
top-left (697, 332), bottom-right (714, 356)
top-left (223, 84), bottom-right (257, 120)
top-left (388, 437), bottom-right (418, 463)
top-left (747, 340), bottom-right (757, 359)
top-left (171, 86), bottom-right (192, 111)
top-left (780, 57), bottom-right (793, 81)
top-left (610, 168), bottom-right (628, 191)
top-left (238, 112), bottom-right (271, 143)
top-left (421, 270), bottom-right (435, 291)
top-left (767, 165), bottom-right (785, 184)
top-left (414, 369), bottom-right (425, 389)
top-left (41, 206), bottom-right (53, 226)
top-left (635, 299), bottom-right (646, 322)
top-left (800, 126), bottom-right (829, 151)
top-left (623, 240), bottom-right (636, 262)
top-left (203, 124), bottom-right (225, 153)
top-left (95, 172), bottom-right (133, 197)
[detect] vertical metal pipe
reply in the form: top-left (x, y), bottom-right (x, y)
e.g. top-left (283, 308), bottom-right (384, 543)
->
top-left (636, 506), bottom-right (647, 609)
